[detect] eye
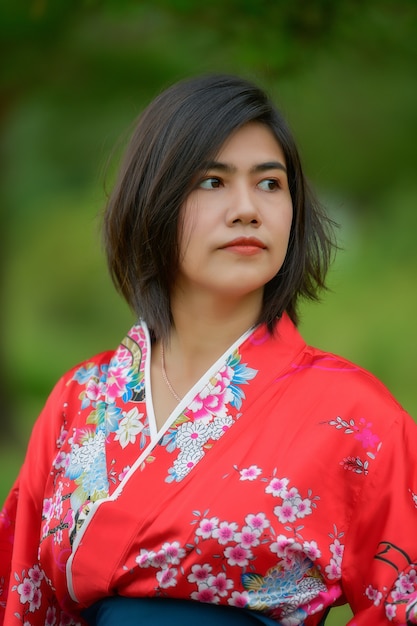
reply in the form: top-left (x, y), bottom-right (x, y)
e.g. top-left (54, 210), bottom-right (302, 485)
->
top-left (257, 178), bottom-right (280, 191)
top-left (198, 177), bottom-right (222, 189)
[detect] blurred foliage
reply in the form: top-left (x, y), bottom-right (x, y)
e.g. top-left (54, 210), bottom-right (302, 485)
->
top-left (0, 3), bottom-right (416, 622)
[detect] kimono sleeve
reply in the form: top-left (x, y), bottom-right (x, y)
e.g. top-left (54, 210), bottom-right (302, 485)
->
top-left (341, 408), bottom-right (417, 625)
top-left (0, 373), bottom-right (83, 626)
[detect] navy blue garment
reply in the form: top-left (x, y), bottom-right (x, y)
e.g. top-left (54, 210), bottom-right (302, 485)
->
top-left (82, 596), bottom-right (281, 625)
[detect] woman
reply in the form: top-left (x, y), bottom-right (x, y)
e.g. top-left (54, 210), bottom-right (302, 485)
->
top-left (1, 74), bottom-right (417, 625)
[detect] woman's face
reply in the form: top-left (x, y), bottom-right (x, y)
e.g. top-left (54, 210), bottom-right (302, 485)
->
top-left (175, 122), bottom-right (293, 305)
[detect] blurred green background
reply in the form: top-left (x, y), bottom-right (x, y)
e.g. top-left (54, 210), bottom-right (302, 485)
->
top-left (1, 1), bottom-right (416, 623)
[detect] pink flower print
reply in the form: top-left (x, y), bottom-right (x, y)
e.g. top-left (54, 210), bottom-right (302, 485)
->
top-left (274, 500), bottom-right (298, 524)
top-left (265, 476), bottom-right (289, 497)
top-left (151, 550), bottom-right (168, 569)
top-left (188, 366), bottom-right (234, 422)
top-left (85, 377), bottom-right (101, 402)
top-left (303, 540), bottom-right (321, 560)
top-left (17, 577), bottom-right (35, 603)
top-left (228, 590), bottom-right (249, 608)
top-left (386, 603), bottom-right (397, 620)
top-left (235, 526), bottom-right (261, 549)
top-left (245, 512), bottom-right (269, 532)
top-left (239, 465), bottom-right (262, 481)
top-left (156, 567), bottom-right (178, 589)
top-left (212, 521), bottom-right (238, 545)
top-left (187, 563), bottom-right (213, 584)
top-left (106, 365), bottom-right (132, 402)
top-left (42, 498), bottom-right (54, 520)
top-left (191, 587), bottom-right (220, 604)
top-left (224, 545), bottom-right (252, 567)
top-left (53, 450), bottom-right (67, 470)
top-left (270, 535), bottom-right (299, 558)
top-left (354, 420), bottom-right (380, 449)
top-left (162, 541), bottom-right (186, 565)
top-left (196, 517), bottom-right (219, 539)
top-left (325, 558), bottom-right (341, 580)
top-left (330, 538), bottom-right (344, 560)
top-left (395, 569), bottom-right (417, 595)
top-left (207, 573), bottom-right (234, 597)
top-left (29, 586), bottom-right (42, 612)
top-left (28, 566), bottom-right (44, 587)
top-left (135, 549), bottom-right (156, 568)
top-left (56, 426), bottom-right (68, 448)
top-left (45, 606), bottom-right (57, 625)
top-left (365, 585), bottom-right (383, 606)
top-left (118, 465), bottom-right (131, 481)
top-left (295, 497), bottom-right (312, 518)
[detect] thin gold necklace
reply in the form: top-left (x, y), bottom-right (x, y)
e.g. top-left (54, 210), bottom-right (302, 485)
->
top-left (160, 343), bottom-right (182, 402)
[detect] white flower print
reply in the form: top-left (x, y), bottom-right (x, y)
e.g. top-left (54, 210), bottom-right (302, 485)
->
top-left (28, 565), bottom-right (44, 588)
top-left (135, 548), bottom-right (156, 568)
top-left (212, 521), bottom-right (238, 545)
top-left (235, 525), bottom-right (261, 548)
top-left (17, 577), bottom-right (35, 603)
top-left (172, 447), bottom-right (205, 479)
top-left (239, 465), bottom-right (262, 481)
top-left (175, 422), bottom-right (210, 450)
top-left (245, 512), bottom-right (269, 532)
top-left (207, 572), bottom-right (234, 597)
top-left (210, 416), bottom-right (234, 439)
top-left (196, 517), bottom-right (219, 539)
top-left (45, 606), bottom-right (57, 625)
top-left (386, 603), bottom-right (397, 620)
top-left (224, 544), bottom-right (252, 567)
top-left (228, 590), bottom-right (249, 608)
top-left (114, 407), bottom-right (144, 448)
top-left (187, 563), bottom-right (213, 585)
top-left (265, 476), bottom-right (290, 497)
top-left (29, 586), bottom-right (42, 612)
top-left (191, 587), bottom-right (220, 603)
top-left (366, 584), bottom-right (383, 606)
top-left (156, 567), bottom-right (178, 588)
top-left (303, 540), bottom-right (321, 560)
top-left (161, 541), bottom-right (186, 565)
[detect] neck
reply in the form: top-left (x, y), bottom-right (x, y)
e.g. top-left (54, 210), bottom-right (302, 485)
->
top-left (167, 288), bottom-right (262, 368)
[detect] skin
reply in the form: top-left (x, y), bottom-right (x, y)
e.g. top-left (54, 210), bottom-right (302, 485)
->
top-left (151, 122), bottom-right (293, 430)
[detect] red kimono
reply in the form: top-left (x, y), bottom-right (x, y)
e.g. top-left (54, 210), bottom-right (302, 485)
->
top-left (1, 314), bottom-right (417, 625)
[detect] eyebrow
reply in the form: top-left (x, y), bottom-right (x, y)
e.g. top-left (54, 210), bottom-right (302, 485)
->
top-left (201, 160), bottom-right (287, 174)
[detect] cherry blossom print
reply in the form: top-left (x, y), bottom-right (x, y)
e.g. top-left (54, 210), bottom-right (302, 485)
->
top-left (235, 526), bottom-right (261, 549)
top-left (325, 529), bottom-right (344, 581)
top-left (195, 517), bottom-right (219, 539)
top-left (45, 606), bottom-right (57, 625)
top-left (228, 590), bottom-right (250, 608)
top-left (265, 476), bottom-right (290, 497)
top-left (191, 587), bottom-right (220, 603)
top-left (224, 544), bottom-right (253, 567)
top-left (245, 512), bottom-right (269, 532)
top-left (135, 548), bottom-right (156, 568)
top-left (326, 415), bottom-right (382, 470)
top-left (156, 567), bottom-right (178, 589)
top-left (239, 465), bottom-right (262, 481)
top-left (161, 541), bottom-right (186, 565)
top-left (187, 563), bottom-right (213, 585)
top-left (366, 584), bottom-right (383, 606)
top-left (207, 572), bottom-right (234, 597)
top-left (212, 521), bottom-right (238, 545)
top-left (17, 577), bottom-right (36, 604)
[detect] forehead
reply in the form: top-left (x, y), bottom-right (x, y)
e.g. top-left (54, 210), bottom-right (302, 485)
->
top-left (214, 122), bottom-right (285, 163)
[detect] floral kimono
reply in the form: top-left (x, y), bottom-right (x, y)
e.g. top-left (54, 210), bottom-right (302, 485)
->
top-left (1, 314), bottom-right (417, 625)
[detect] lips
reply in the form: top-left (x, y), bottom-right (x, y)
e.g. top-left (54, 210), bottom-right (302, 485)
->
top-left (221, 237), bottom-right (266, 249)
top-left (220, 237), bottom-right (267, 256)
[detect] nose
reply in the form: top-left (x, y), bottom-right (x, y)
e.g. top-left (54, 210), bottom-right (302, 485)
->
top-left (226, 183), bottom-right (261, 226)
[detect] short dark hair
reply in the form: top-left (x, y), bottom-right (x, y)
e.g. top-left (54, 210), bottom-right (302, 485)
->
top-left (103, 74), bottom-right (336, 339)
